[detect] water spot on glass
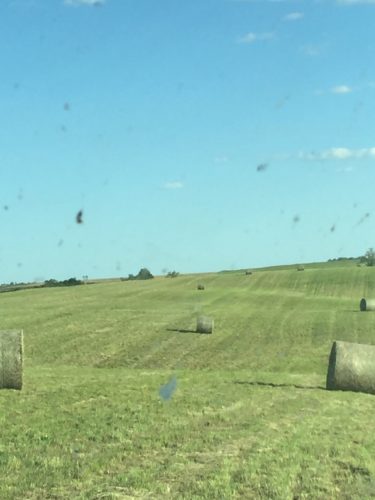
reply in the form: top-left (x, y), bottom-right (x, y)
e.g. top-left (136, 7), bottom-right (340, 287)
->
top-left (116, 262), bottom-right (121, 271)
top-left (17, 262), bottom-right (22, 268)
top-left (64, 102), bottom-right (70, 111)
top-left (293, 215), bottom-right (300, 224)
top-left (275, 95), bottom-right (290, 109)
top-left (159, 375), bottom-right (177, 401)
top-left (356, 212), bottom-right (370, 226)
top-left (330, 224), bottom-right (336, 233)
top-left (256, 163), bottom-right (268, 172)
top-left (58, 239), bottom-right (64, 247)
top-left (3, 205), bottom-right (9, 211)
top-left (76, 210), bottom-right (83, 224)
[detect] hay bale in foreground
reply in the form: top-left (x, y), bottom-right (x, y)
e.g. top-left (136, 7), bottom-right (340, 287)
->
top-left (0, 330), bottom-right (23, 390)
top-left (360, 298), bottom-right (375, 312)
top-left (197, 284), bottom-right (205, 290)
top-left (326, 340), bottom-right (375, 395)
top-left (197, 316), bottom-right (213, 334)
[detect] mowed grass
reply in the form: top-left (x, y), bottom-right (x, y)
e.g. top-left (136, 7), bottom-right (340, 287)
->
top-left (1, 264), bottom-right (375, 498)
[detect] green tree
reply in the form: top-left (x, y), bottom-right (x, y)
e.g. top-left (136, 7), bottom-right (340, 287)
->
top-left (136, 268), bottom-right (154, 280)
top-left (365, 248), bottom-right (375, 267)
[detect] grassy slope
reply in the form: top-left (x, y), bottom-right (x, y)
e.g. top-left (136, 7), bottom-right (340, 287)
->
top-left (1, 264), bottom-right (375, 498)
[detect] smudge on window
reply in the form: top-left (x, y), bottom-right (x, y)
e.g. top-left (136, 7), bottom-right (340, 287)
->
top-left (76, 210), bottom-right (83, 224)
top-left (159, 375), bottom-right (177, 401)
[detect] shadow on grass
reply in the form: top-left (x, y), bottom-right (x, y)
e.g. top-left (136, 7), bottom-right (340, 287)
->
top-left (234, 380), bottom-right (326, 391)
top-left (166, 328), bottom-right (198, 334)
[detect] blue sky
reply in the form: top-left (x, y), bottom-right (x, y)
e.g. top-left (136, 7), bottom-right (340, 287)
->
top-left (1, 0), bottom-right (375, 282)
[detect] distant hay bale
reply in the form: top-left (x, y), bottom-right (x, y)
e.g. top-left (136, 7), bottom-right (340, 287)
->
top-left (197, 316), bottom-right (213, 334)
top-left (197, 284), bottom-right (205, 290)
top-left (245, 270), bottom-right (252, 275)
top-left (0, 330), bottom-right (23, 390)
top-left (326, 340), bottom-right (375, 395)
top-left (297, 266), bottom-right (305, 271)
top-left (360, 298), bottom-right (375, 311)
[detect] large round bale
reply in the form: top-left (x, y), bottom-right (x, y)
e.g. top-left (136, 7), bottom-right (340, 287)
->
top-left (245, 270), bottom-right (252, 275)
top-left (197, 316), bottom-right (214, 334)
top-left (326, 340), bottom-right (375, 395)
top-left (0, 330), bottom-right (23, 390)
top-left (360, 298), bottom-right (375, 312)
top-left (197, 284), bottom-right (205, 290)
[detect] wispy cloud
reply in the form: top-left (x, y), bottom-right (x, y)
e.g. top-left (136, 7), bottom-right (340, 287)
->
top-left (331, 85), bottom-right (352, 94)
top-left (237, 32), bottom-right (274, 44)
top-left (300, 44), bottom-right (322, 57)
top-left (64, 0), bottom-right (105, 6)
top-left (283, 12), bottom-right (304, 21)
top-left (337, 0), bottom-right (375, 4)
top-left (214, 156), bottom-right (229, 163)
top-left (314, 84), bottom-right (353, 96)
top-left (164, 181), bottom-right (184, 190)
top-left (298, 147), bottom-right (375, 161)
top-left (336, 166), bottom-right (354, 172)
top-left (231, 0), bottom-right (302, 3)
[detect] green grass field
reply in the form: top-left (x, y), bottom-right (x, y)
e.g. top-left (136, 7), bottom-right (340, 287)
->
top-left (1, 262), bottom-right (375, 499)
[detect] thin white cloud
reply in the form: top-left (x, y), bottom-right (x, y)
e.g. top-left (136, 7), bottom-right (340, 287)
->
top-left (164, 181), bottom-right (184, 190)
top-left (283, 12), bottom-right (304, 20)
top-left (331, 85), bottom-right (352, 94)
top-left (314, 84), bottom-right (354, 96)
top-left (231, 0), bottom-right (302, 2)
top-left (337, 0), bottom-right (375, 4)
top-left (336, 166), bottom-right (354, 172)
top-left (214, 156), bottom-right (229, 163)
top-left (300, 44), bottom-right (321, 57)
top-left (64, 0), bottom-right (105, 6)
top-left (237, 32), bottom-right (275, 44)
top-left (298, 147), bottom-right (375, 161)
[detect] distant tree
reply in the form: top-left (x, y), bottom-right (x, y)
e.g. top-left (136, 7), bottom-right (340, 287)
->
top-left (166, 271), bottom-right (179, 278)
top-left (136, 268), bottom-right (154, 280)
top-left (44, 277), bottom-right (82, 287)
top-left (127, 268), bottom-right (154, 281)
top-left (365, 248), bottom-right (375, 267)
top-left (44, 279), bottom-right (58, 286)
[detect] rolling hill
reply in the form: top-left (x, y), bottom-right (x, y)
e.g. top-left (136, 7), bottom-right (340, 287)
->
top-left (1, 261), bottom-right (375, 498)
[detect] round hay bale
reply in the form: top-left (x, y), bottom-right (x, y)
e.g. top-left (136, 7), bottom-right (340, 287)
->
top-left (297, 266), bottom-right (305, 271)
top-left (197, 316), bottom-right (213, 334)
top-left (360, 298), bottom-right (375, 311)
top-left (326, 340), bottom-right (375, 395)
top-left (0, 330), bottom-right (23, 390)
top-left (245, 270), bottom-right (252, 275)
top-left (197, 284), bottom-right (205, 290)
